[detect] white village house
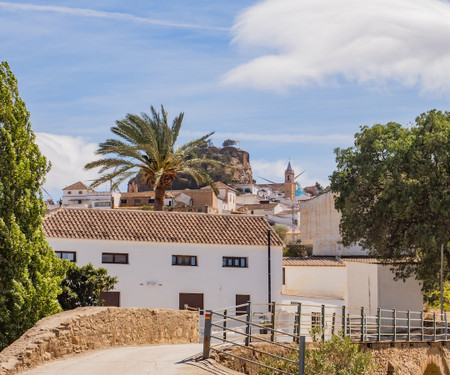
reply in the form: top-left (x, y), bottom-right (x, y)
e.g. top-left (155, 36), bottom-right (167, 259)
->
top-left (281, 191), bottom-right (423, 312)
top-left (43, 208), bottom-right (284, 311)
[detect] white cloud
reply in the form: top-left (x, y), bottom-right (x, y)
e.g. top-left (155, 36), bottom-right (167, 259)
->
top-left (0, 2), bottom-right (228, 31)
top-left (223, 0), bottom-right (450, 92)
top-left (252, 159), bottom-right (327, 188)
top-left (35, 133), bottom-right (104, 200)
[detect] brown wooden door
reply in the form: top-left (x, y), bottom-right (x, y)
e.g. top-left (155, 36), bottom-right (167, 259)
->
top-left (179, 293), bottom-right (204, 314)
top-left (100, 291), bottom-right (120, 307)
top-left (236, 294), bottom-right (250, 315)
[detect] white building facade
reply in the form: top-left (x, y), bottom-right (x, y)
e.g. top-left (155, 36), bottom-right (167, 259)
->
top-left (44, 208), bottom-right (284, 311)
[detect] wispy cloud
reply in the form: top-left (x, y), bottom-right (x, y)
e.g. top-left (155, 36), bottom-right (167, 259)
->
top-left (35, 133), bottom-right (102, 199)
top-left (0, 2), bottom-right (229, 31)
top-left (182, 131), bottom-right (353, 145)
top-left (223, 0), bottom-right (450, 93)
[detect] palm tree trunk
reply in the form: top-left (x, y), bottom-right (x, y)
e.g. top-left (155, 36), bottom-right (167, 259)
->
top-left (154, 186), bottom-right (166, 211)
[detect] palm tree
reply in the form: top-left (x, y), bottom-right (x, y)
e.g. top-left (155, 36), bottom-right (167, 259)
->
top-left (85, 105), bottom-right (221, 211)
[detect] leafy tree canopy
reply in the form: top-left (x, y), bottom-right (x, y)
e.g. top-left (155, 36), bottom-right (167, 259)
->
top-left (330, 110), bottom-right (450, 291)
top-left (85, 105), bottom-right (223, 211)
top-left (222, 139), bottom-right (237, 147)
top-left (0, 62), bottom-right (66, 349)
top-left (58, 263), bottom-right (117, 310)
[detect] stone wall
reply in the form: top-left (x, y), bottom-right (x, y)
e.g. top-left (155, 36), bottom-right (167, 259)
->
top-left (0, 307), bottom-right (198, 375)
top-left (366, 341), bottom-right (450, 375)
top-left (213, 341), bottom-right (450, 375)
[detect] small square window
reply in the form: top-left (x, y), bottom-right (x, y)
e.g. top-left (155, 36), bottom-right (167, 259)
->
top-left (55, 251), bottom-right (76, 262)
top-left (172, 255), bottom-right (197, 266)
top-left (223, 257), bottom-right (248, 268)
top-left (102, 252), bottom-right (128, 264)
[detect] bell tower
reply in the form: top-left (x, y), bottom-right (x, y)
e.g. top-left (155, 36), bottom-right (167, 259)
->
top-left (284, 161), bottom-right (295, 202)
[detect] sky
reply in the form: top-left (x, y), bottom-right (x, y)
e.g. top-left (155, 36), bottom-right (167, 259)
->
top-left (2, 0), bottom-right (450, 200)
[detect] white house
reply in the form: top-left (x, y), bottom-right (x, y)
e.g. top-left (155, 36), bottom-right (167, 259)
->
top-left (299, 191), bottom-right (367, 256)
top-left (282, 257), bottom-right (423, 312)
top-left (282, 190), bottom-right (423, 312)
top-left (43, 208), bottom-right (284, 311)
top-left (62, 181), bottom-right (120, 209)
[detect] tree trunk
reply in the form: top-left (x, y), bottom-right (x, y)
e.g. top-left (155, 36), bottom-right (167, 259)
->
top-left (154, 186), bottom-right (166, 211)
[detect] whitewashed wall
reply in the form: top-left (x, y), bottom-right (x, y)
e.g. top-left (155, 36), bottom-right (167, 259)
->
top-left (299, 192), bottom-right (367, 257)
top-left (345, 262), bottom-right (379, 311)
top-left (377, 265), bottom-right (422, 311)
top-left (48, 238), bottom-right (283, 311)
top-left (282, 266), bottom-right (347, 301)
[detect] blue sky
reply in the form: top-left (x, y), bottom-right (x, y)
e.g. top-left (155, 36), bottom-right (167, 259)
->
top-left (1, 0), bottom-right (450, 200)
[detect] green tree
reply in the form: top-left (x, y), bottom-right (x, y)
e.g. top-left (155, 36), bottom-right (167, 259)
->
top-left (85, 105), bottom-right (221, 211)
top-left (222, 139), bottom-right (237, 147)
top-left (330, 110), bottom-right (450, 291)
top-left (0, 62), bottom-right (66, 350)
top-left (58, 263), bottom-right (117, 310)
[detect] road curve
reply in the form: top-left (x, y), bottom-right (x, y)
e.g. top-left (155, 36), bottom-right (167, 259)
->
top-left (19, 343), bottom-right (241, 375)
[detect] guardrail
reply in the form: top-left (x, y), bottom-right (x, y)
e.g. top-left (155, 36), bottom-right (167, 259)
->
top-left (201, 302), bottom-right (449, 375)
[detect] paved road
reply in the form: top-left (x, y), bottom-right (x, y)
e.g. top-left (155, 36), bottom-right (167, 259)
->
top-left (20, 344), bottom-right (241, 375)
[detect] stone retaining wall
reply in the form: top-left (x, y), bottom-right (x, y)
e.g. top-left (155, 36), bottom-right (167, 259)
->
top-left (0, 307), bottom-right (198, 375)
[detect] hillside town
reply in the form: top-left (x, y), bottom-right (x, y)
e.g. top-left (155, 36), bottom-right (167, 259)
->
top-left (42, 147), bottom-right (422, 314)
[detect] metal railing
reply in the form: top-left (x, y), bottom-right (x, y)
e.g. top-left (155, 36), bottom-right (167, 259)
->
top-left (201, 302), bottom-right (450, 375)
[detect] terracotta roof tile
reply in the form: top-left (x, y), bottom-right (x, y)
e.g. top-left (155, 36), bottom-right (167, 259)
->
top-left (283, 257), bottom-right (346, 267)
top-left (43, 208), bottom-right (284, 247)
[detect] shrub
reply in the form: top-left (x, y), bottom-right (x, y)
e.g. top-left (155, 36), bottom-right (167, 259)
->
top-left (260, 334), bottom-right (373, 375)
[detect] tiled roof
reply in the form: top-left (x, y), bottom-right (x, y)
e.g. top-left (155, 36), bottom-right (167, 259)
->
top-left (283, 257), bottom-right (346, 267)
top-left (342, 256), bottom-right (406, 264)
top-left (214, 181), bottom-right (237, 192)
top-left (63, 181), bottom-right (92, 191)
top-left (43, 208), bottom-right (284, 246)
top-left (120, 191), bottom-right (176, 198)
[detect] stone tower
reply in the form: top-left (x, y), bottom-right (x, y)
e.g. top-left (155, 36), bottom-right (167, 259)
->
top-left (284, 161), bottom-right (295, 202)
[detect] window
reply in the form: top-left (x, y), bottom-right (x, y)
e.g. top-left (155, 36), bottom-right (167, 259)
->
top-left (172, 255), bottom-right (197, 266)
top-left (77, 200), bottom-right (82, 204)
top-left (67, 191), bottom-right (72, 194)
top-left (311, 312), bottom-right (321, 327)
top-left (78, 190), bottom-right (83, 194)
top-left (282, 267), bottom-right (286, 285)
top-left (222, 256), bottom-right (248, 268)
top-left (55, 251), bottom-right (76, 262)
top-left (120, 199), bottom-right (127, 204)
top-left (148, 198), bottom-right (155, 204)
top-left (102, 252), bottom-right (128, 264)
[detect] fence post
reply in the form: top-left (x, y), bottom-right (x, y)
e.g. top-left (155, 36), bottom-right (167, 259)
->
top-left (445, 312), bottom-right (448, 341)
top-left (361, 307), bottom-right (365, 342)
top-left (407, 310), bottom-right (411, 342)
top-left (223, 309), bottom-right (227, 341)
top-left (393, 309), bottom-right (396, 342)
top-left (342, 306), bottom-right (347, 337)
top-left (245, 302), bottom-right (252, 346)
top-left (377, 308), bottom-right (381, 342)
top-left (421, 311), bottom-right (424, 341)
top-left (298, 335), bottom-right (306, 375)
top-left (433, 312), bottom-right (437, 341)
top-left (296, 303), bottom-right (302, 342)
top-left (321, 304), bottom-right (326, 342)
top-left (332, 313), bottom-right (336, 336)
top-left (203, 310), bottom-right (212, 359)
top-left (271, 302), bottom-right (276, 342)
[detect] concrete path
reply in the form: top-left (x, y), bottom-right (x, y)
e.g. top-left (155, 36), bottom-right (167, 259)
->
top-left (20, 344), bottom-right (242, 375)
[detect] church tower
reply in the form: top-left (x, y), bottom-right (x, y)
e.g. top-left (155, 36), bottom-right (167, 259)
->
top-left (284, 161), bottom-right (295, 202)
